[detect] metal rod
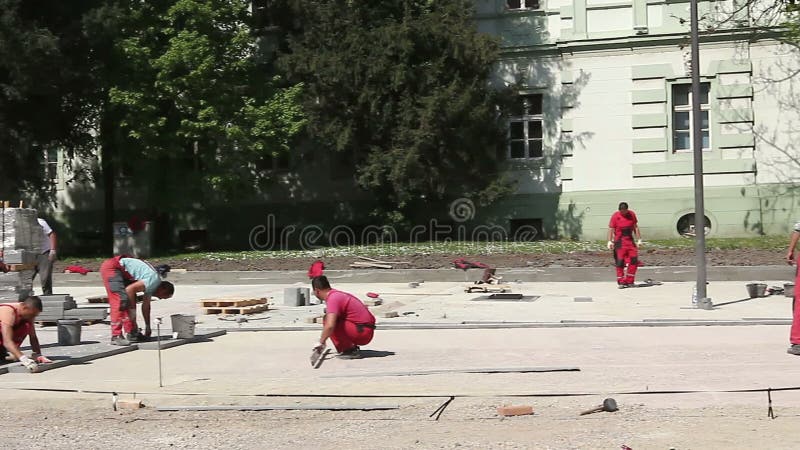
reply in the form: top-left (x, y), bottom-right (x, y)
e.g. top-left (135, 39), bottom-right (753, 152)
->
top-left (156, 318), bottom-right (163, 388)
top-left (690, 0), bottom-right (709, 303)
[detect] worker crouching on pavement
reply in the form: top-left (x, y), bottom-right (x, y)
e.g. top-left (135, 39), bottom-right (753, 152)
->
top-left (785, 221), bottom-right (800, 356)
top-left (0, 296), bottom-right (52, 372)
top-left (607, 202), bottom-right (643, 288)
top-left (311, 275), bottom-right (376, 359)
top-left (100, 255), bottom-right (174, 346)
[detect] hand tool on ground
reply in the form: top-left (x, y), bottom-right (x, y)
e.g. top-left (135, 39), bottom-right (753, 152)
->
top-left (310, 342), bottom-right (326, 367)
top-left (580, 398), bottom-right (618, 415)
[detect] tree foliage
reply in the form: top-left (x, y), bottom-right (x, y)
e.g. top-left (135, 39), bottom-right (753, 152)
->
top-left (0, 0), bottom-right (97, 198)
top-left (92, 0), bottom-right (306, 197)
top-left (278, 0), bottom-right (513, 223)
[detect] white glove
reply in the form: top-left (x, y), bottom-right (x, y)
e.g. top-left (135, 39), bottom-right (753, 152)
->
top-left (312, 342), bottom-right (326, 352)
top-left (606, 241), bottom-right (614, 250)
top-left (19, 355), bottom-right (38, 372)
top-left (48, 250), bottom-right (56, 262)
top-left (637, 239), bottom-right (643, 246)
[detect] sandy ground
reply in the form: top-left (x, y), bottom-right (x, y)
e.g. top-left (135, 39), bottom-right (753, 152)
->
top-left (3, 326), bottom-right (800, 449)
top-left (56, 247), bottom-right (787, 271)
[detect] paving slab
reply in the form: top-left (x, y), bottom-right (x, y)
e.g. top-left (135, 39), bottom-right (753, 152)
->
top-left (136, 329), bottom-right (227, 350)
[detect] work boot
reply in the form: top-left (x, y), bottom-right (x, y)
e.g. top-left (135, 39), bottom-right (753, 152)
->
top-left (126, 332), bottom-right (140, 343)
top-left (111, 335), bottom-right (131, 346)
top-left (337, 346), bottom-right (361, 359)
top-left (787, 345), bottom-right (800, 356)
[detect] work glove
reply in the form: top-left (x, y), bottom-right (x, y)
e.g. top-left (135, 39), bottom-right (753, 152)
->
top-left (606, 241), bottom-right (614, 250)
top-left (48, 250), bottom-right (56, 262)
top-left (312, 342), bottom-right (326, 352)
top-left (19, 355), bottom-right (38, 372)
top-left (637, 239), bottom-right (643, 247)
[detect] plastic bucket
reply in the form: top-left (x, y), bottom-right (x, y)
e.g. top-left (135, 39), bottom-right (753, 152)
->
top-left (170, 314), bottom-right (196, 339)
top-left (746, 283), bottom-right (768, 298)
top-left (786, 283), bottom-right (796, 298)
top-left (57, 319), bottom-right (83, 346)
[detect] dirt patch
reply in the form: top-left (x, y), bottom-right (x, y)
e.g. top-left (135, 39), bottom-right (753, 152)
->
top-left (55, 248), bottom-right (785, 272)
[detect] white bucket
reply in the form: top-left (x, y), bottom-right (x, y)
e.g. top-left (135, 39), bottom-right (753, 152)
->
top-left (170, 314), bottom-right (196, 339)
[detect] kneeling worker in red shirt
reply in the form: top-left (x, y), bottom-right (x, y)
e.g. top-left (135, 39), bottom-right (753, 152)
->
top-left (311, 276), bottom-right (376, 359)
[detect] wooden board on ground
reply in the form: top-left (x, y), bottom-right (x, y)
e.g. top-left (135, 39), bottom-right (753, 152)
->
top-left (86, 295), bottom-right (109, 304)
top-left (199, 297), bottom-right (268, 308)
top-left (204, 303), bottom-right (269, 315)
top-left (465, 284), bottom-right (512, 293)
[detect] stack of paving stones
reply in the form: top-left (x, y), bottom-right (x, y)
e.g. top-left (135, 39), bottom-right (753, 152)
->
top-left (0, 208), bottom-right (40, 301)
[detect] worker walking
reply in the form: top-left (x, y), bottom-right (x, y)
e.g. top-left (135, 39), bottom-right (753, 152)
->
top-left (100, 255), bottom-right (174, 346)
top-left (607, 202), bottom-right (642, 288)
top-left (33, 217), bottom-right (57, 295)
top-left (785, 222), bottom-right (800, 355)
top-left (0, 296), bottom-right (52, 372)
top-left (311, 275), bottom-right (375, 359)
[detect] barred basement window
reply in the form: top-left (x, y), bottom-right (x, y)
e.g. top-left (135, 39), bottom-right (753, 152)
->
top-left (507, 0), bottom-right (541, 10)
top-left (508, 94), bottom-right (543, 159)
top-left (672, 83), bottom-right (710, 152)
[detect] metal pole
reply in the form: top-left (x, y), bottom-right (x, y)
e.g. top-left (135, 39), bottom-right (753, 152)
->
top-left (690, 0), bottom-right (709, 306)
top-left (156, 317), bottom-right (163, 387)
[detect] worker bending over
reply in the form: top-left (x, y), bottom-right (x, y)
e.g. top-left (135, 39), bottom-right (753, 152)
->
top-left (100, 255), bottom-right (174, 346)
top-left (311, 276), bottom-right (376, 359)
top-left (607, 202), bottom-right (642, 288)
top-left (0, 296), bottom-right (52, 372)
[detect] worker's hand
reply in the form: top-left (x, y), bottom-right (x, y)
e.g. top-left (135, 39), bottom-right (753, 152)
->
top-left (19, 355), bottom-right (38, 372)
top-left (788, 252), bottom-right (796, 266)
top-left (35, 355), bottom-right (53, 364)
top-left (48, 250), bottom-right (56, 262)
top-left (606, 241), bottom-right (614, 250)
top-left (637, 239), bottom-right (643, 247)
top-left (312, 342), bottom-right (326, 352)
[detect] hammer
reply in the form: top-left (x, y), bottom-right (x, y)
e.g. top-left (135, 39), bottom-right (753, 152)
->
top-left (580, 398), bottom-right (618, 416)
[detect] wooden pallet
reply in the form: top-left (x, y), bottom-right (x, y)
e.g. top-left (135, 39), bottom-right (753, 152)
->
top-left (204, 303), bottom-right (269, 315)
top-left (6, 263), bottom-right (37, 272)
top-left (200, 297), bottom-right (268, 308)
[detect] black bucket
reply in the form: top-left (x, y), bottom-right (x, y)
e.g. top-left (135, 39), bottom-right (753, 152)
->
top-left (746, 283), bottom-right (768, 298)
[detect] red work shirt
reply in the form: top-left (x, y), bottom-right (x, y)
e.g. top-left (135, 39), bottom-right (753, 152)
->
top-left (325, 289), bottom-right (376, 325)
top-left (609, 210), bottom-right (638, 241)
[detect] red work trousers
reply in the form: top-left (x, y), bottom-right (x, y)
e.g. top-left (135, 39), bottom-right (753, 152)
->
top-left (614, 239), bottom-right (639, 284)
top-left (791, 266), bottom-right (800, 345)
top-left (100, 257), bottom-right (135, 337)
top-left (330, 320), bottom-right (374, 352)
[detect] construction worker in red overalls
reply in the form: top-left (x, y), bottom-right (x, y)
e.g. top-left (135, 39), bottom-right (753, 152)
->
top-left (0, 296), bottom-right (52, 372)
top-left (785, 221), bottom-right (800, 356)
top-left (100, 255), bottom-right (174, 346)
top-left (607, 202), bottom-right (642, 288)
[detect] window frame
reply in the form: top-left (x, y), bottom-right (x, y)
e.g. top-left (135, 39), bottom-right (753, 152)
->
top-left (671, 82), bottom-right (711, 153)
top-left (508, 93), bottom-right (544, 160)
top-left (506, 0), bottom-right (542, 10)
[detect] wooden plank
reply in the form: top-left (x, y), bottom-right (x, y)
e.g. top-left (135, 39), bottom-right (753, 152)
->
top-left (465, 284), bottom-right (511, 293)
top-left (200, 297), bottom-right (267, 308)
top-left (7, 263), bottom-right (37, 272)
top-left (350, 262), bottom-right (393, 269)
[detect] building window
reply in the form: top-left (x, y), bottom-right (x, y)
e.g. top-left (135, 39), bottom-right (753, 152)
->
top-left (509, 94), bottom-right (543, 159)
top-left (672, 83), bottom-right (710, 152)
top-left (507, 0), bottom-right (541, 10)
top-left (44, 148), bottom-right (59, 183)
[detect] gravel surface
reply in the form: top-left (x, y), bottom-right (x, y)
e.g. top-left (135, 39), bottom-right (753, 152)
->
top-left (3, 397), bottom-right (799, 449)
top-left (56, 248), bottom-right (785, 272)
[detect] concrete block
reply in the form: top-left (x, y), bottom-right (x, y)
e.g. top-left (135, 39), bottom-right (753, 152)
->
top-left (382, 311), bottom-right (399, 318)
top-left (497, 405), bottom-right (534, 417)
top-left (284, 287), bottom-right (305, 307)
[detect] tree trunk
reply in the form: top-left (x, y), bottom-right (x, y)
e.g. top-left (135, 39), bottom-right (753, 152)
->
top-left (99, 108), bottom-right (116, 254)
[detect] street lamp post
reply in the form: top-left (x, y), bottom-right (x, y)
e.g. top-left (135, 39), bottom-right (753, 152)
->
top-left (690, 0), bottom-right (711, 308)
